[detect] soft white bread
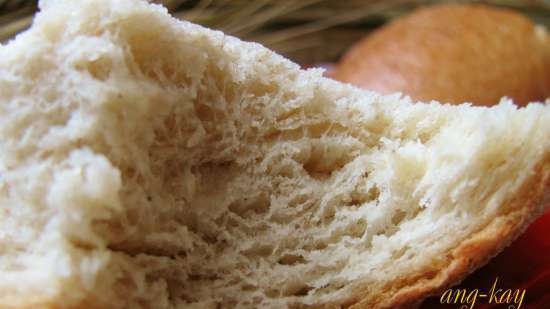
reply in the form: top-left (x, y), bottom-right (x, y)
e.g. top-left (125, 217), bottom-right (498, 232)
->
top-left (0, 1), bottom-right (549, 308)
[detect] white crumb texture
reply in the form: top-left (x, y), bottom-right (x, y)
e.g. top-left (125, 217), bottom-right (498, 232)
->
top-left (0, 0), bottom-right (549, 308)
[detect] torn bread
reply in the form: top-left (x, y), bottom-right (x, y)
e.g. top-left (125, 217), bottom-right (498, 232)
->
top-left (0, 0), bottom-right (549, 308)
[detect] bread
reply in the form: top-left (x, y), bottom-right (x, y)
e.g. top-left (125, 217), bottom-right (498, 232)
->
top-left (1, 1), bottom-right (549, 308)
top-left (331, 4), bottom-right (550, 106)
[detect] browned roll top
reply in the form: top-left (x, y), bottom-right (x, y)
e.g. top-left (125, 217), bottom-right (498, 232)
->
top-left (332, 4), bottom-right (550, 106)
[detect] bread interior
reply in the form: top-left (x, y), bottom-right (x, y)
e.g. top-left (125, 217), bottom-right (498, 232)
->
top-left (0, 1), bottom-right (548, 308)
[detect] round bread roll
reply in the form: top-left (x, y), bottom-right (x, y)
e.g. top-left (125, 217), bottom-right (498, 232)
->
top-left (332, 4), bottom-right (550, 106)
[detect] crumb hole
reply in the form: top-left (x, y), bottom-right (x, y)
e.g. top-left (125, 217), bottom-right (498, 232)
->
top-left (228, 193), bottom-right (270, 218)
top-left (391, 209), bottom-right (407, 225)
top-left (282, 282), bottom-right (313, 297)
top-left (278, 253), bottom-right (306, 265)
top-left (78, 57), bottom-right (112, 81)
top-left (241, 244), bottom-right (273, 257)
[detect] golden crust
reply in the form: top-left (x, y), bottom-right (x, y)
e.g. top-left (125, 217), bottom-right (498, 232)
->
top-left (332, 4), bottom-right (550, 106)
top-left (336, 155), bottom-right (550, 309)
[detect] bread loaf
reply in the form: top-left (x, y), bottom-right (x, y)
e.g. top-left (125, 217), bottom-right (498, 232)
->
top-left (1, 1), bottom-right (549, 308)
top-left (332, 4), bottom-right (550, 106)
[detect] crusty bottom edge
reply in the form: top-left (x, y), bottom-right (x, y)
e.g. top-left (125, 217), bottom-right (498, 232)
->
top-left (343, 155), bottom-right (550, 309)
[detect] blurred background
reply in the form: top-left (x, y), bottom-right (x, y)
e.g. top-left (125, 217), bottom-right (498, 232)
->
top-left (1, 0), bottom-right (550, 308)
top-left (1, 0), bottom-right (549, 64)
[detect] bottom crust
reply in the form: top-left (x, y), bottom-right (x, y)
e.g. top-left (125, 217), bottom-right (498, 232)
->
top-left (342, 155), bottom-right (550, 309)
